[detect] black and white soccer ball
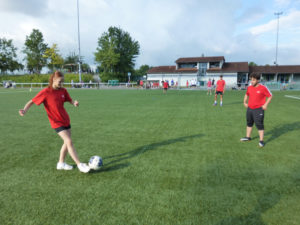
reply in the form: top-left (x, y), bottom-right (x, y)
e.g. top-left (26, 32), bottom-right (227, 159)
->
top-left (88, 156), bottom-right (103, 170)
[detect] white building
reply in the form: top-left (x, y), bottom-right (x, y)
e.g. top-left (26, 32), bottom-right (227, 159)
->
top-left (147, 56), bottom-right (249, 87)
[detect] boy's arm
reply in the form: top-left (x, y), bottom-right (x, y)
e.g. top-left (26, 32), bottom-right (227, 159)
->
top-left (262, 96), bottom-right (272, 110)
top-left (19, 100), bottom-right (34, 116)
top-left (243, 94), bottom-right (248, 108)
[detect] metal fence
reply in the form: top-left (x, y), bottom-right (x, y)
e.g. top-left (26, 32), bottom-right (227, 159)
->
top-left (1, 81), bottom-right (300, 90)
top-left (0, 82), bottom-right (138, 89)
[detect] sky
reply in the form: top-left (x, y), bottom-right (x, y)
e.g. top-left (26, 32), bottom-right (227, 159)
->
top-left (1, 0), bottom-right (300, 70)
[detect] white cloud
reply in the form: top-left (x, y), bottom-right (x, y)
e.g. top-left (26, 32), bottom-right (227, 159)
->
top-left (0, 0), bottom-right (300, 68)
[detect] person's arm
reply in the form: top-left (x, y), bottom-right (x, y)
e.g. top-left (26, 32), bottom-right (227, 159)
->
top-left (243, 94), bottom-right (248, 108)
top-left (262, 96), bottom-right (272, 110)
top-left (19, 100), bottom-right (34, 116)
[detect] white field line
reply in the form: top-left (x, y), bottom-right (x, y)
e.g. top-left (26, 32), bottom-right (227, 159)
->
top-left (285, 95), bottom-right (300, 100)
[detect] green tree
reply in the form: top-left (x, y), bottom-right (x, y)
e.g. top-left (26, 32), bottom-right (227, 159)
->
top-left (133, 64), bottom-right (151, 81)
top-left (43, 44), bottom-right (64, 71)
top-left (0, 38), bottom-right (23, 74)
top-left (95, 26), bottom-right (140, 81)
top-left (249, 62), bottom-right (258, 67)
top-left (23, 29), bottom-right (48, 74)
top-left (64, 52), bottom-right (79, 72)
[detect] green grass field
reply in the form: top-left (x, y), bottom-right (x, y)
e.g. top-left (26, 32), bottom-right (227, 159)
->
top-left (1, 88), bottom-right (300, 225)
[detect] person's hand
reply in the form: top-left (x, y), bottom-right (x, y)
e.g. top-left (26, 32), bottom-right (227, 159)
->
top-left (19, 109), bottom-right (25, 116)
top-left (73, 100), bottom-right (79, 107)
top-left (262, 104), bottom-right (267, 110)
top-left (244, 103), bottom-right (248, 108)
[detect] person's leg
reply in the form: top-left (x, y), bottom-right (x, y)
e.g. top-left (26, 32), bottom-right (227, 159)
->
top-left (258, 130), bottom-right (264, 141)
top-left (214, 93), bottom-right (217, 105)
top-left (220, 94), bottom-right (223, 106)
top-left (58, 143), bottom-right (68, 163)
top-left (246, 126), bottom-right (253, 137)
top-left (58, 129), bottom-right (81, 165)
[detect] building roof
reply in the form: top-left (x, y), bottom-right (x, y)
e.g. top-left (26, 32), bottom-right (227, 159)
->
top-left (249, 65), bottom-right (300, 74)
top-left (175, 56), bottom-right (225, 63)
top-left (207, 62), bottom-right (249, 73)
top-left (175, 68), bottom-right (198, 73)
top-left (147, 66), bottom-right (176, 74)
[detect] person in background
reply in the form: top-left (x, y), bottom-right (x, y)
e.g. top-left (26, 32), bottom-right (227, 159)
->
top-left (213, 75), bottom-right (226, 106)
top-left (207, 78), bottom-right (212, 95)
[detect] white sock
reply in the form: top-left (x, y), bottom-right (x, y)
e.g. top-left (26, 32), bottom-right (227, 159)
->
top-left (214, 101), bottom-right (217, 104)
top-left (221, 101), bottom-right (223, 104)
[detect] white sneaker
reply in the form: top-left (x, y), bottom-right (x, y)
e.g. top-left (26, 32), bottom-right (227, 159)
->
top-left (78, 163), bottom-right (90, 173)
top-left (57, 162), bottom-right (73, 170)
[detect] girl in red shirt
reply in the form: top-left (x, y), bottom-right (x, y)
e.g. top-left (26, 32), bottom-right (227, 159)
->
top-left (19, 71), bottom-right (90, 173)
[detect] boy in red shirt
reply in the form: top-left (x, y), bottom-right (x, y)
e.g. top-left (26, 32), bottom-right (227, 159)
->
top-left (240, 72), bottom-right (272, 147)
top-left (213, 75), bottom-right (226, 106)
top-left (163, 80), bottom-right (169, 94)
top-left (19, 71), bottom-right (90, 173)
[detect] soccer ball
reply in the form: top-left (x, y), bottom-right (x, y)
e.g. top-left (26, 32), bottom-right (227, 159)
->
top-left (88, 156), bottom-right (103, 170)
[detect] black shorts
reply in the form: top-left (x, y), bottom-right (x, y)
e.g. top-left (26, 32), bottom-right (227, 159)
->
top-left (216, 91), bottom-right (223, 95)
top-left (164, 88), bottom-right (168, 90)
top-left (246, 107), bottom-right (264, 130)
top-left (54, 125), bottom-right (71, 133)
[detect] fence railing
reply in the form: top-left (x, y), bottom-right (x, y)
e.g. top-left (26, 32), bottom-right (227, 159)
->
top-left (0, 82), bottom-right (138, 89)
top-left (1, 81), bottom-right (300, 90)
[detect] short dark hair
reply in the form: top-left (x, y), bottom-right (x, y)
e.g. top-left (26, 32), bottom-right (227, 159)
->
top-left (249, 72), bottom-right (261, 80)
top-left (220, 75), bottom-right (223, 78)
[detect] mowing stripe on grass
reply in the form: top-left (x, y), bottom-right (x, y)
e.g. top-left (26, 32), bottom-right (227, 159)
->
top-left (285, 95), bottom-right (300, 100)
top-left (0, 91), bottom-right (32, 94)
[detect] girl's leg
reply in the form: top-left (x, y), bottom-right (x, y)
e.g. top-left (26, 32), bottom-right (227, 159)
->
top-left (58, 143), bottom-right (68, 163)
top-left (58, 129), bottom-right (81, 165)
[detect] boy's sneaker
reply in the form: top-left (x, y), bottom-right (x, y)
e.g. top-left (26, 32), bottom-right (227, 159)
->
top-left (213, 102), bottom-right (217, 106)
top-left (259, 141), bottom-right (265, 147)
top-left (220, 103), bottom-right (223, 107)
top-left (57, 162), bottom-right (73, 170)
top-left (240, 137), bottom-right (251, 142)
top-left (78, 163), bottom-right (90, 173)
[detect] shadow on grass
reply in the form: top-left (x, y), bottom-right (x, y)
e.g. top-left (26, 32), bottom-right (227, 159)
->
top-left (250, 121), bottom-right (300, 142)
top-left (93, 134), bottom-right (204, 173)
top-left (216, 190), bottom-right (281, 225)
top-left (265, 121), bottom-right (300, 144)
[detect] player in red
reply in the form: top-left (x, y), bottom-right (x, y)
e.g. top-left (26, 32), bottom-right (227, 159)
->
top-left (213, 75), bottom-right (226, 106)
top-left (19, 71), bottom-right (90, 173)
top-left (163, 80), bottom-right (169, 94)
top-left (240, 72), bottom-right (272, 147)
top-left (207, 78), bottom-right (212, 95)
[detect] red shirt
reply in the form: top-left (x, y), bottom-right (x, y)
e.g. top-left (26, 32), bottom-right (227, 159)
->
top-left (216, 80), bottom-right (225, 92)
top-left (32, 87), bottom-right (72, 128)
top-left (246, 84), bottom-right (272, 109)
top-left (207, 80), bottom-right (212, 87)
top-left (163, 82), bottom-right (168, 88)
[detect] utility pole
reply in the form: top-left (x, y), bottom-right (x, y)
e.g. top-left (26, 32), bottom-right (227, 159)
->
top-left (274, 12), bottom-right (283, 65)
top-left (77, 0), bottom-right (82, 82)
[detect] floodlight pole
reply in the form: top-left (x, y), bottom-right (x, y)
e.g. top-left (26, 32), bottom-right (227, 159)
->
top-left (274, 12), bottom-right (283, 65)
top-left (77, 0), bottom-right (82, 82)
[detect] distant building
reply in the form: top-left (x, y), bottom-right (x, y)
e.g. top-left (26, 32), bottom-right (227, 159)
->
top-left (147, 56), bottom-right (300, 87)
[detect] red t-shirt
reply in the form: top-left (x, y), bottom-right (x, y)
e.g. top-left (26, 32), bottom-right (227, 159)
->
top-left (32, 87), bottom-right (73, 128)
top-left (246, 84), bottom-right (272, 109)
top-left (207, 80), bottom-right (212, 87)
top-left (216, 80), bottom-right (225, 92)
top-left (163, 82), bottom-right (168, 89)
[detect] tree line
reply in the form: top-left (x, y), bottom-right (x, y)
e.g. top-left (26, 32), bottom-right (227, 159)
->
top-left (0, 26), bottom-right (151, 82)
